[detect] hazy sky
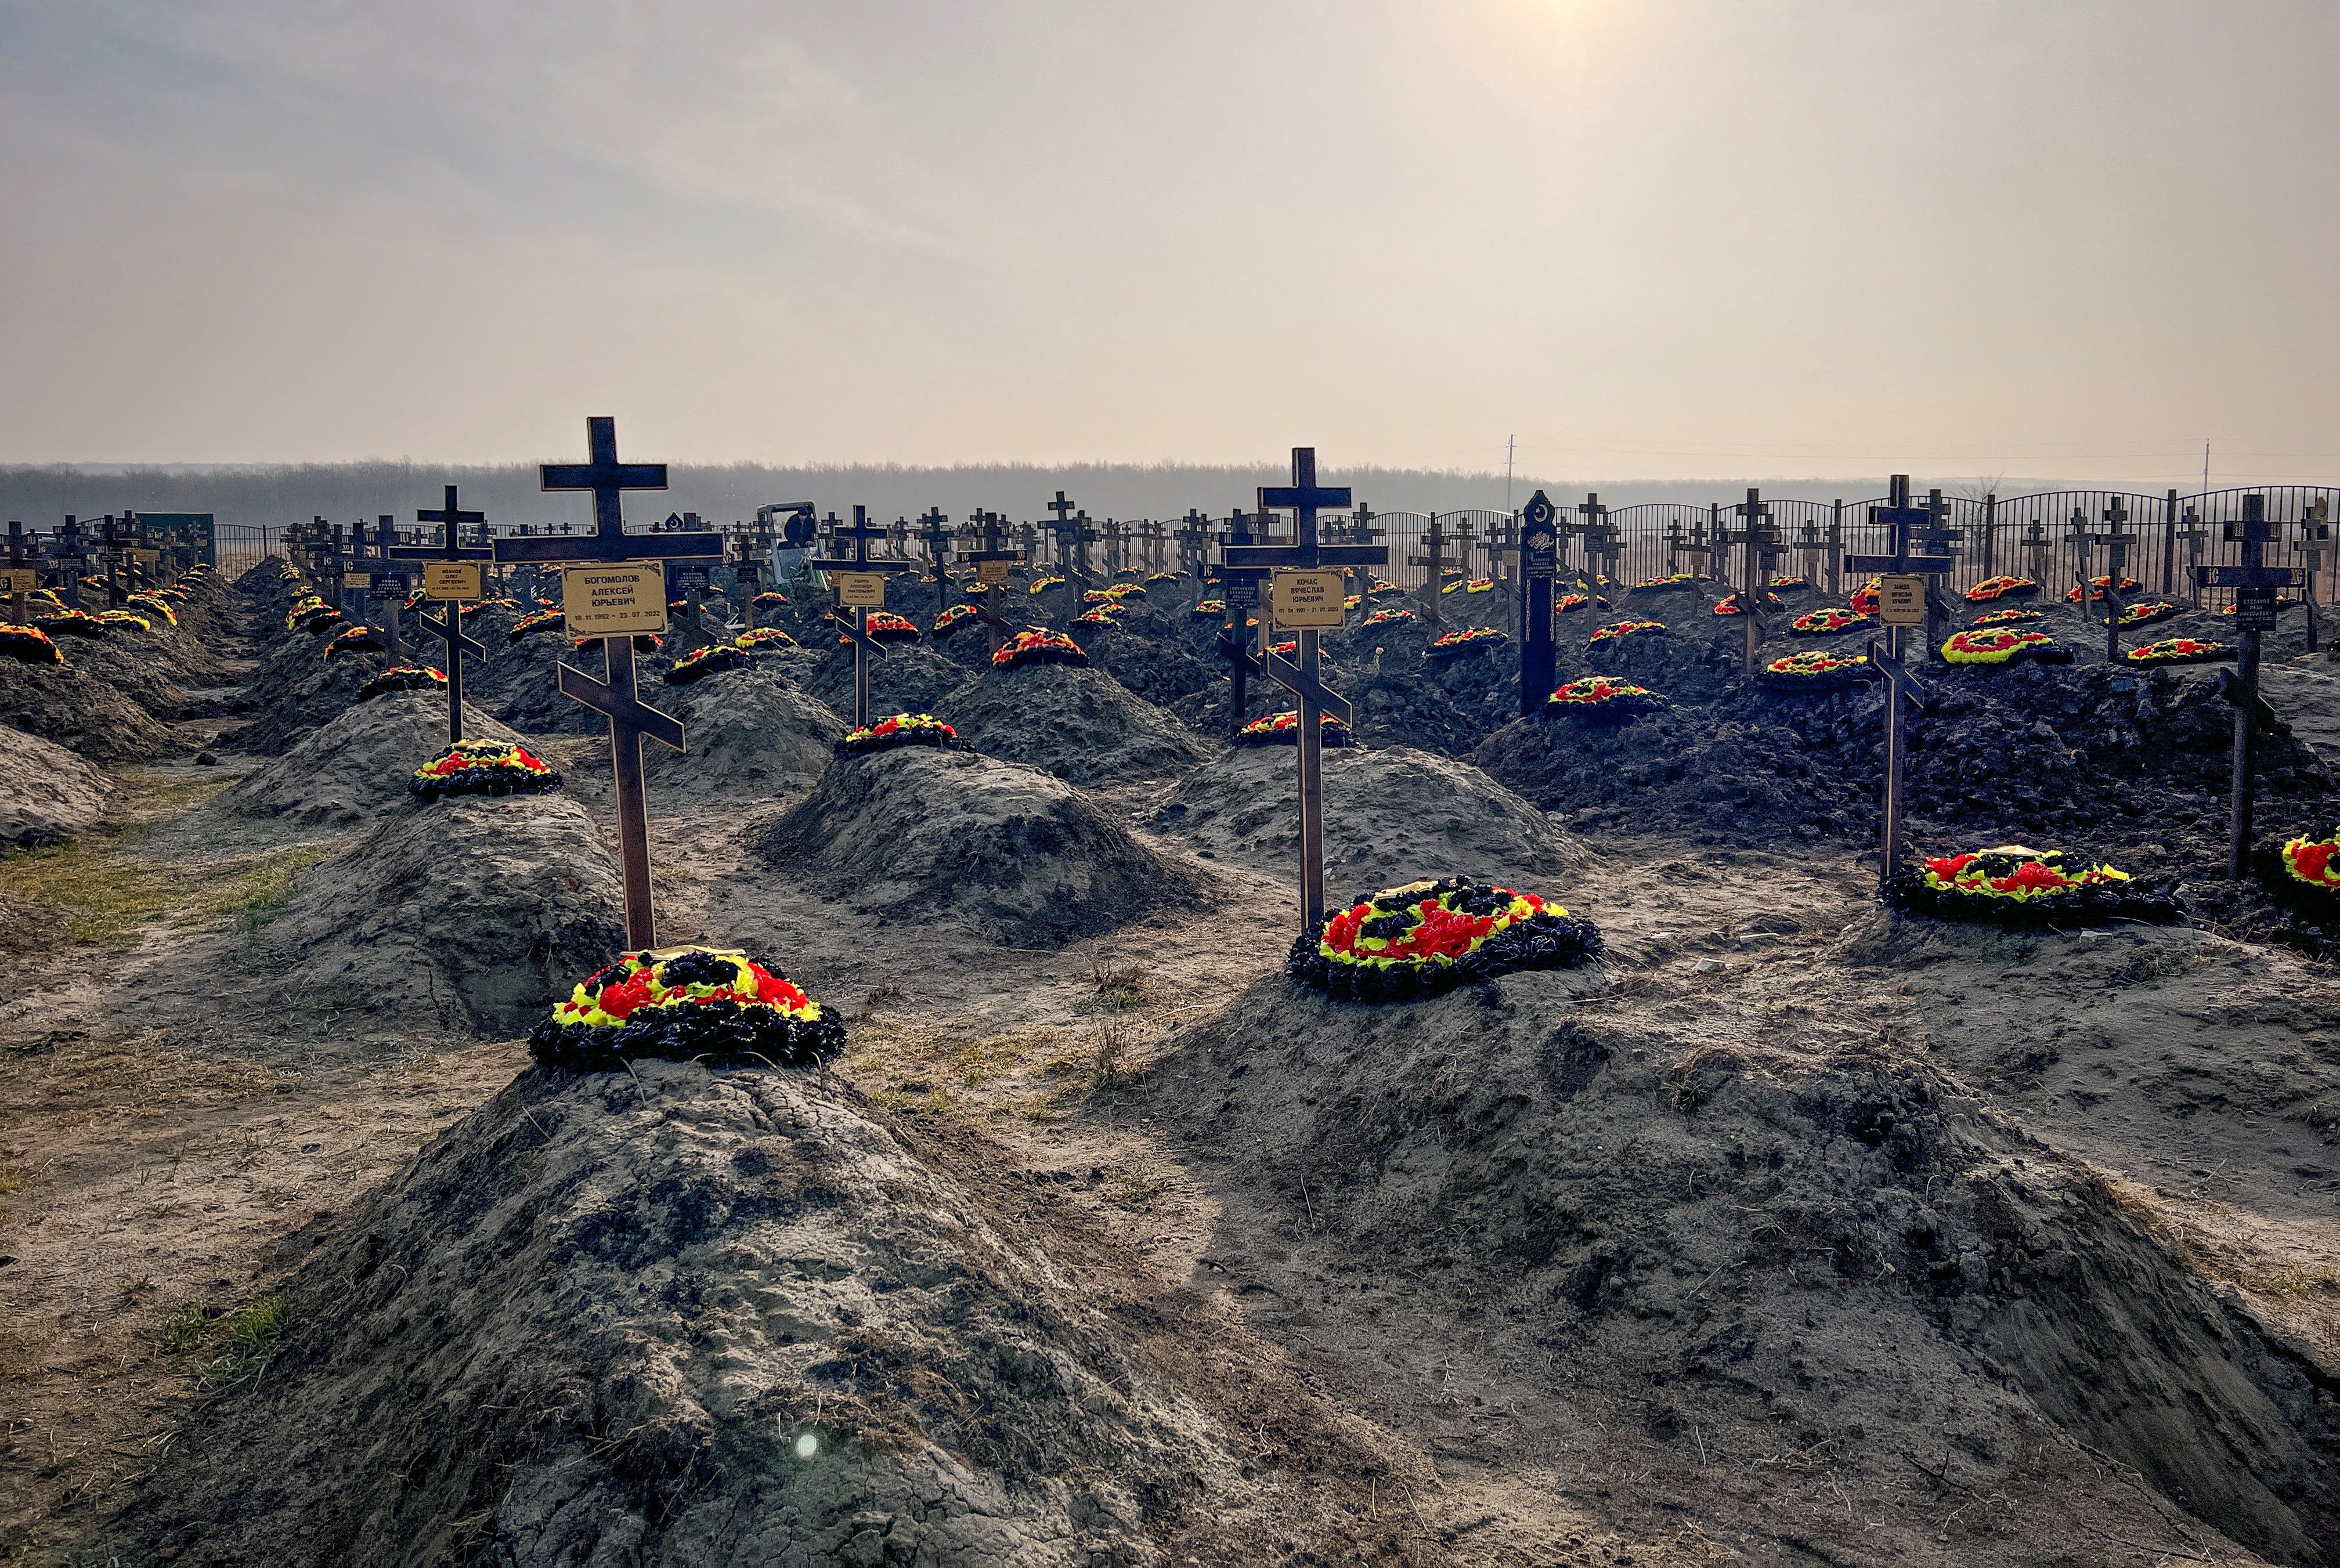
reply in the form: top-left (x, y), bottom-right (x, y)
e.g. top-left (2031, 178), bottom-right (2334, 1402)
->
top-left (4, 1), bottom-right (2335, 483)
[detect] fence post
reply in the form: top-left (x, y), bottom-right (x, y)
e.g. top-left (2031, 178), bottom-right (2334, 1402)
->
top-left (1828, 500), bottom-right (1843, 595)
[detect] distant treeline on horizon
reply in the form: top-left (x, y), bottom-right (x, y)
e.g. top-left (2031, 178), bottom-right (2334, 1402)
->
top-left (0, 460), bottom-right (2057, 531)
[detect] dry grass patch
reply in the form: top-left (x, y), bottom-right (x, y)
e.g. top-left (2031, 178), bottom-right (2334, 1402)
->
top-left (1, 1029), bottom-right (295, 1125)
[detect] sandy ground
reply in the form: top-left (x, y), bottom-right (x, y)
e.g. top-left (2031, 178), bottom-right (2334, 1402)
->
top-left (2, 595), bottom-right (2336, 1566)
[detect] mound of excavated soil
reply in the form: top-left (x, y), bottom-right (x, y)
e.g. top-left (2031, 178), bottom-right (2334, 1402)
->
top-left (803, 641), bottom-right (970, 724)
top-left (0, 659), bottom-right (182, 763)
top-left (480, 631), bottom-right (624, 736)
top-left (943, 662), bottom-right (1214, 787)
top-left (107, 1061), bottom-right (1424, 1568)
top-left (256, 792), bottom-right (624, 1036)
top-left (576, 666), bottom-right (842, 801)
top-left (751, 745), bottom-right (1207, 947)
top-left (232, 630), bottom-right (387, 755)
top-left (1079, 617), bottom-right (1223, 711)
top-left (205, 691), bottom-right (521, 831)
top-left (1153, 743), bottom-right (1586, 894)
top-left (1138, 958), bottom-right (2337, 1565)
top-left (0, 724), bottom-right (109, 848)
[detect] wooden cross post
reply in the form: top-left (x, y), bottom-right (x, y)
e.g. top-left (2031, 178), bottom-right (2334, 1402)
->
top-left (2197, 494), bottom-right (2305, 879)
top-left (363, 516), bottom-right (411, 663)
top-left (2021, 515), bottom-right (2054, 592)
top-left (1070, 511), bottom-right (1099, 582)
top-left (1576, 494), bottom-right (1616, 588)
top-left (1518, 490), bottom-right (1559, 718)
top-left (1484, 512), bottom-right (1522, 623)
top-left (957, 511), bottom-right (1025, 653)
top-left (2176, 506), bottom-right (2208, 606)
top-left (1140, 520), bottom-right (1169, 575)
top-left (391, 487), bottom-right (493, 744)
top-left (490, 417), bottom-right (719, 949)
top-left (3, 521), bottom-right (31, 622)
top-left (1044, 491), bottom-right (1079, 579)
top-left (2089, 497), bottom-right (2139, 663)
top-left (1723, 487), bottom-right (1780, 671)
top-left (1225, 447), bottom-right (1386, 928)
top-left (1348, 504), bottom-right (1385, 603)
top-left (917, 506), bottom-right (954, 626)
top-left (1175, 510), bottom-right (1212, 601)
top-left (1216, 509), bottom-right (1275, 727)
top-left (2064, 506), bottom-right (2096, 625)
top-left (1409, 519), bottom-right (1453, 629)
top-left (1795, 516), bottom-right (1826, 584)
top-left (1847, 475), bottom-right (1957, 888)
top-left (2298, 498), bottom-right (2330, 653)
top-left (53, 517), bottom-right (88, 608)
top-left (807, 505), bottom-right (916, 729)
top-left (1099, 518), bottom-right (1126, 577)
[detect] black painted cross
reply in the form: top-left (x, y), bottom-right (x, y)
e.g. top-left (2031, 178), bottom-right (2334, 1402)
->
top-left (956, 510), bottom-right (1025, 653)
top-left (1175, 509), bottom-right (1212, 598)
top-left (1226, 447), bottom-right (1388, 927)
top-left (492, 417), bottom-right (721, 948)
top-left (1518, 490), bottom-right (1559, 718)
top-left (364, 515), bottom-right (412, 662)
top-left (1045, 491), bottom-right (1078, 576)
top-left (808, 504), bottom-right (916, 728)
top-left (1070, 510), bottom-right (1100, 581)
top-left (392, 486), bottom-right (493, 745)
top-left (2197, 493), bottom-right (2306, 878)
top-left (1573, 494), bottom-right (1618, 587)
top-left (1409, 517), bottom-right (1460, 630)
top-left (917, 505), bottom-right (954, 625)
top-left (1216, 507), bottom-right (1276, 728)
top-left (1846, 475), bottom-right (1945, 887)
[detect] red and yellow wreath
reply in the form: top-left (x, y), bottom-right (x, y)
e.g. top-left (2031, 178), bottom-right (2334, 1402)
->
top-left (1969, 608), bottom-right (2043, 627)
top-left (2117, 600), bottom-right (2183, 629)
top-left (993, 627), bottom-right (1089, 670)
top-left (1288, 877), bottom-right (1603, 1002)
top-left (97, 609), bottom-right (153, 631)
top-left (1547, 675), bottom-right (1668, 719)
top-left (752, 591), bottom-right (789, 609)
top-left (0, 623), bottom-right (64, 666)
top-left (1028, 575), bottom-right (1067, 595)
top-left (358, 666), bottom-right (446, 700)
top-left (1587, 619), bottom-right (1664, 646)
top-left (853, 610), bottom-right (920, 645)
top-left (667, 642), bottom-right (754, 684)
top-left (1760, 649), bottom-right (1876, 689)
top-left (1849, 577), bottom-right (1882, 615)
top-left (1792, 606), bottom-right (1874, 637)
top-left (1429, 626), bottom-right (1509, 658)
top-left (1890, 845), bottom-right (2173, 926)
top-left (1942, 627), bottom-right (2072, 666)
top-left (1965, 575), bottom-right (2039, 602)
top-left (1190, 599), bottom-right (1225, 618)
top-left (735, 627), bottom-right (796, 653)
top-left (2279, 833), bottom-right (2340, 893)
top-left (1236, 709), bottom-right (1356, 747)
top-left (2125, 637), bottom-right (2236, 666)
top-left (2066, 575), bottom-right (2143, 604)
top-left (510, 608), bottom-right (565, 642)
top-left (1712, 590), bottom-right (1782, 617)
top-left (530, 946), bottom-right (843, 1071)
top-left (1363, 606), bottom-right (1416, 627)
top-left (838, 712), bottom-right (963, 755)
top-left (408, 739), bottom-right (562, 802)
top-left (1631, 573), bottom-right (1699, 594)
top-left (321, 624), bottom-right (385, 659)
top-left (33, 609), bottom-right (107, 640)
top-left (933, 602), bottom-right (981, 637)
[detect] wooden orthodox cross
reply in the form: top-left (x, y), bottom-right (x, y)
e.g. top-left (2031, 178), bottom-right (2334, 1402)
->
top-left (2197, 493), bottom-right (2305, 878)
top-left (1044, 492), bottom-right (1079, 577)
top-left (1225, 448), bottom-right (1386, 928)
top-left (957, 511), bottom-right (1025, 653)
top-left (53, 517), bottom-right (88, 607)
top-left (1518, 490), bottom-right (1559, 718)
top-left (1348, 504), bottom-right (1385, 603)
top-left (392, 487), bottom-right (493, 744)
top-left (492, 417), bottom-right (721, 948)
top-left (1846, 475), bottom-right (1952, 889)
top-left (1410, 518), bottom-right (1457, 628)
top-left (2301, 497), bottom-right (2330, 653)
top-left (917, 506), bottom-right (954, 625)
top-left (1217, 508), bottom-right (1274, 724)
top-left (807, 505), bottom-right (915, 728)
top-left (1175, 509), bottom-right (1212, 597)
top-left (1718, 487), bottom-right (1782, 671)
top-left (1100, 518), bottom-right (1127, 577)
top-left (364, 516), bottom-right (412, 662)
top-left (1140, 519), bottom-right (1169, 575)
top-left (3, 521), bottom-right (31, 620)
top-left (2062, 505), bottom-right (2096, 624)
top-left (1575, 494), bottom-right (1617, 586)
top-left (2088, 496), bottom-right (2140, 662)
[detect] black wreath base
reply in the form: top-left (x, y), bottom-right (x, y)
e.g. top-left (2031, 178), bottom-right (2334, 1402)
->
top-left (998, 644), bottom-right (1090, 671)
top-left (1885, 865), bottom-right (2179, 928)
top-left (409, 769), bottom-right (564, 804)
top-left (1425, 634), bottom-right (1508, 662)
top-left (1286, 912), bottom-right (1604, 1003)
top-left (836, 727), bottom-right (970, 756)
top-left (529, 998), bottom-right (846, 1072)
top-left (1549, 692), bottom-right (1670, 724)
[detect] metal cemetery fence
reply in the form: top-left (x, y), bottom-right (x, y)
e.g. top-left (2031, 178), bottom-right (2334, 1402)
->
top-left (81, 483), bottom-right (2340, 617)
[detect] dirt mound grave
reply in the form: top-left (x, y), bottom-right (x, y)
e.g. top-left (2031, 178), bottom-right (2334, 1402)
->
top-left (0, 657), bottom-right (182, 762)
top-left (251, 791), bottom-right (625, 1036)
top-left (104, 1060), bottom-right (1427, 1567)
top-left (803, 640), bottom-right (969, 722)
top-left (485, 633), bottom-right (673, 736)
top-left (204, 690), bottom-right (523, 831)
top-left (576, 665), bottom-right (843, 801)
top-left (1136, 963), bottom-right (2335, 1565)
top-left (0, 724), bottom-right (110, 848)
top-left (943, 660), bottom-right (1214, 787)
top-left (232, 626), bottom-right (387, 754)
top-left (1153, 743), bottom-right (1586, 893)
top-left (749, 743), bottom-right (1207, 948)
